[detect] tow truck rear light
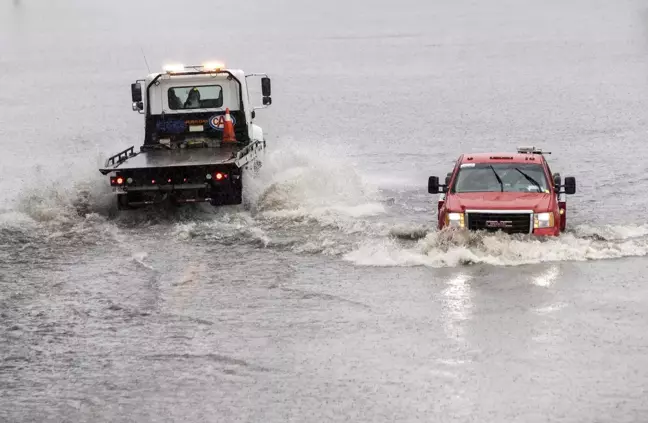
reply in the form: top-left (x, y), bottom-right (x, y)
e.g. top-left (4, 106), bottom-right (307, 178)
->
top-left (110, 176), bottom-right (124, 186)
top-left (213, 172), bottom-right (228, 181)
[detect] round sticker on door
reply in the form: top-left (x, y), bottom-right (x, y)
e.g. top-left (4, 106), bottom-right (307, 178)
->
top-left (208, 114), bottom-right (236, 131)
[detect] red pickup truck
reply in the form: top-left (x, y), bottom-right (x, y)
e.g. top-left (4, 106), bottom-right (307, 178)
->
top-left (427, 147), bottom-right (576, 236)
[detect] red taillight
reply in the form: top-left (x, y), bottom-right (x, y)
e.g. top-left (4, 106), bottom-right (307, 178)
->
top-left (110, 176), bottom-right (125, 186)
top-left (168, 178), bottom-right (172, 183)
top-left (212, 171), bottom-right (228, 181)
top-left (151, 179), bottom-right (156, 184)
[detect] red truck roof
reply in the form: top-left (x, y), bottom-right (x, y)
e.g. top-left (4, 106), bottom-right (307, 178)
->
top-left (459, 152), bottom-right (546, 164)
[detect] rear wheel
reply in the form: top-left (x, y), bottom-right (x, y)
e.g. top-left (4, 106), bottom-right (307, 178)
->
top-left (209, 193), bottom-right (241, 206)
top-left (209, 185), bottom-right (242, 206)
top-left (117, 194), bottom-right (136, 210)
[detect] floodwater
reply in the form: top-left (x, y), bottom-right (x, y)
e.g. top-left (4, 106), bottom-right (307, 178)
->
top-left (2, 0), bottom-right (648, 421)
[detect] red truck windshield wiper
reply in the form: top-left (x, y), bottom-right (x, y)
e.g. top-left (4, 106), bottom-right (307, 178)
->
top-left (514, 168), bottom-right (542, 192)
top-left (489, 165), bottom-right (504, 192)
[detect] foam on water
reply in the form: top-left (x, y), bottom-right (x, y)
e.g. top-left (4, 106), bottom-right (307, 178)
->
top-left (131, 251), bottom-right (154, 270)
top-left (0, 155), bottom-right (138, 254)
top-left (344, 224), bottom-right (648, 268)
top-left (172, 212), bottom-right (272, 247)
top-left (572, 223), bottom-right (648, 241)
top-left (167, 138), bottom-right (393, 253)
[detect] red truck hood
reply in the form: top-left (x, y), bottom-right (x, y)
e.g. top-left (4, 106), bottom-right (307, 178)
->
top-left (445, 192), bottom-right (552, 212)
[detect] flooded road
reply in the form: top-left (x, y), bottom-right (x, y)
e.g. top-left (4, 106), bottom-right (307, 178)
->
top-left (2, 0), bottom-right (648, 421)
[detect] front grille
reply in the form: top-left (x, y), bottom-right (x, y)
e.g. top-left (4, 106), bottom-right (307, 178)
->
top-left (466, 212), bottom-right (532, 234)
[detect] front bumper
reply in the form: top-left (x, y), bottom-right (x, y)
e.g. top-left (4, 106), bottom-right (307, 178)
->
top-left (441, 209), bottom-right (561, 236)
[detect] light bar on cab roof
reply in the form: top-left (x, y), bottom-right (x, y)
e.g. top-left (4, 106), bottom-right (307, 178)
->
top-left (163, 63), bottom-right (185, 73)
top-left (517, 146), bottom-right (551, 155)
top-left (202, 61), bottom-right (225, 71)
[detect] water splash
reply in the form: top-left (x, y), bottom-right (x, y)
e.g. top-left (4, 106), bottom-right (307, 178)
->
top-left (344, 225), bottom-right (648, 268)
top-left (246, 138), bottom-right (385, 220)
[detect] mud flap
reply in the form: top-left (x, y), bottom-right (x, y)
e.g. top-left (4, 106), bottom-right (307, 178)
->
top-left (234, 140), bottom-right (265, 169)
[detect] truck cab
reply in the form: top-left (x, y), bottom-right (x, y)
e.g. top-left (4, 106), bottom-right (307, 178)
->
top-left (130, 62), bottom-right (271, 149)
top-left (427, 147), bottom-right (576, 236)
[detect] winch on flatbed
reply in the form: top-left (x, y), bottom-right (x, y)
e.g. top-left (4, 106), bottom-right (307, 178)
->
top-left (99, 62), bottom-right (272, 210)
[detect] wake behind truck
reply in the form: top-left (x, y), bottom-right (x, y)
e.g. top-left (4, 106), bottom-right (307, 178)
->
top-left (427, 147), bottom-right (577, 236)
top-left (99, 62), bottom-right (272, 209)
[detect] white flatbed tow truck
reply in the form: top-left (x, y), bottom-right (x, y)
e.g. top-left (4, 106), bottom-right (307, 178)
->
top-left (99, 62), bottom-right (272, 210)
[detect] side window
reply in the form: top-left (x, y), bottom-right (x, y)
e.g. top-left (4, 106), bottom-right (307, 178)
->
top-left (168, 85), bottom-right (223, 110)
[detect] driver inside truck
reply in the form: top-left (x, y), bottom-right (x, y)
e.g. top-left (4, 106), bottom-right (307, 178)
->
top-left (184, 87), bottom-right (201, 108)
top-left (169, 90), bottom-right (182, 109)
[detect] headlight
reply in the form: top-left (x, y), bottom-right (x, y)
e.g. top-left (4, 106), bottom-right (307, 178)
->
top-left (445, 212), bottom-right (465, 228)
top-left (534, 212), bottom-right (554, 228)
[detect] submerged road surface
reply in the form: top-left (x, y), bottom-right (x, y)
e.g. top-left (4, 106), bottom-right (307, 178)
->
top-left (2, 0), bottom-right (648, 421)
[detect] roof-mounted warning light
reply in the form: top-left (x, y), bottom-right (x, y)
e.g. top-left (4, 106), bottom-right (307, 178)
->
top-left (163, 62), bottom-right (225, 74)
top-left (517, 146), bottom-right (551, 155)
top-left (202, 61), bottom-right (225, 71)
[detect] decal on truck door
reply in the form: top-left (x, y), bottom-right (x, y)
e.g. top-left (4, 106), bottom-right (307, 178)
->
top-left (208, 114), bottom-right (236, 131)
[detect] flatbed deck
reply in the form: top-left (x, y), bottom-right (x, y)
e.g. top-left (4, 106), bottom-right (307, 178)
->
top-left (99, 145), bottom-right (239, 174)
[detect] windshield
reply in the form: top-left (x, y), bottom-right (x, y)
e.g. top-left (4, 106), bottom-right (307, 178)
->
top-left (452, 162), bottom-right (550, 193)
top-left (168, 85), bottom-right (223, 110)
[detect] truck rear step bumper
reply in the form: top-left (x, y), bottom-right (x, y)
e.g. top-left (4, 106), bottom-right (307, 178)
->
top-left (126, 197), bottom-right (211, 207)
top-left (119, 183), bottom-right (209, 192)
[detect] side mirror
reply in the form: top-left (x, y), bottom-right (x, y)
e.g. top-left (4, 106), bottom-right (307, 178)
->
top-left (428, 176), bottom-right (440, 194)
top-left (131, 82), bottom-right (142, 103)
top-left (262, 96), bottom-right (272, 106)
top-left (261, 77), bottom-right (271, 97)
top-left (564, 176), bottom-right (576, 195)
